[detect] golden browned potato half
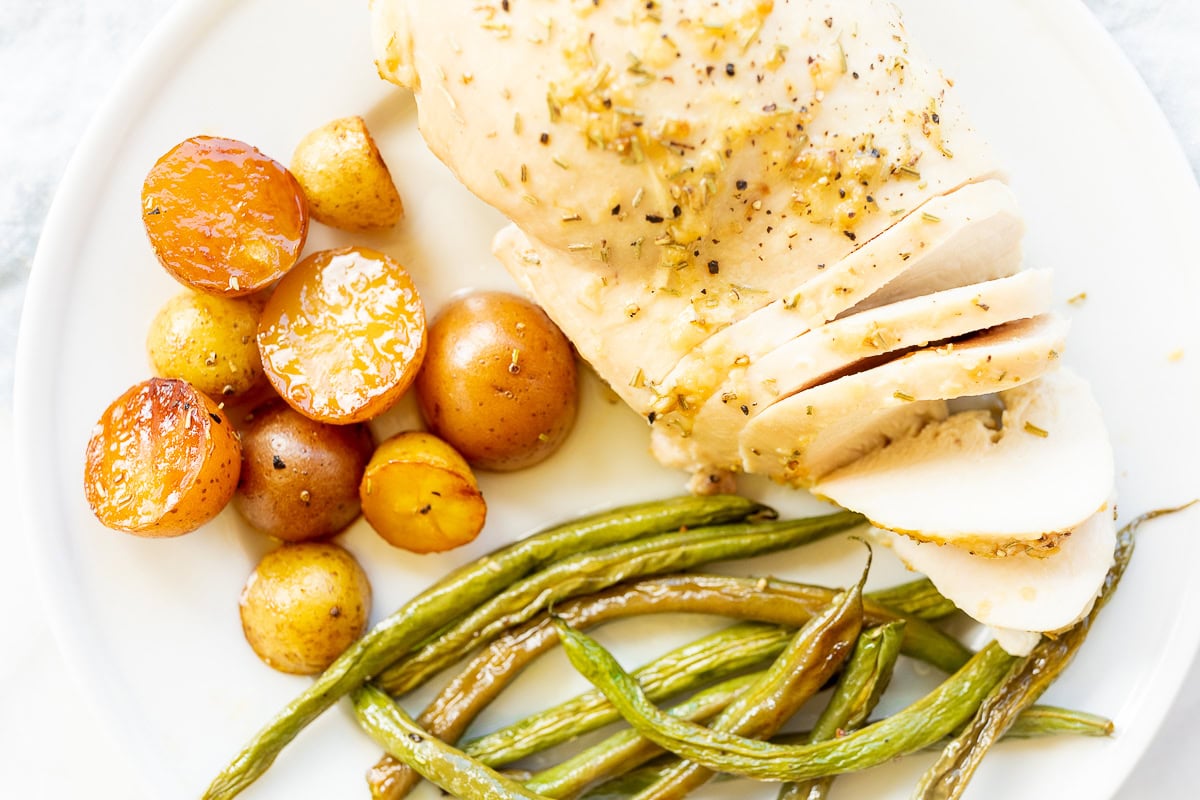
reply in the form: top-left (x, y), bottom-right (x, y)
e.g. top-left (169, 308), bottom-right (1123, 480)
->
top-left (415, 291), bottom-right (578, 471)
top-left (290, 116), bottom-right (404, 230)
top-left (83, 378), bottom-right (241, 537)
top-left (146, 290), bottom-right (265, 400)
top-left (257, 247), bottom-right (427, 425)
top-left (239, 542), bottom-right (372, 675)
top-left (234, 402), bottom-right (374, 542)
top-left (360, 431), bottom-right (487, 553)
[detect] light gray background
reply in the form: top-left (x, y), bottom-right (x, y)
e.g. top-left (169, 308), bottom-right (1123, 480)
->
top-left (1, 0), bottom-right (1196, 796)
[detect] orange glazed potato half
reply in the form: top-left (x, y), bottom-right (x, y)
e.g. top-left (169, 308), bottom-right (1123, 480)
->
top-left (141, 136), bottom-right (308, 296)
top-left (360, 431), bottom-right (486, 553)
top-left (258, 247), bottom-right (426, 424)
top-left (84, 378), bottom-right (241, 537)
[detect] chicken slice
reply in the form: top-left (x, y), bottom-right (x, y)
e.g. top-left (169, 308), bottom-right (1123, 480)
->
top-left (739, 314), bottom-right (1069, 485)
top-left (645, 180), bottom-right (1024, 415)
top-left (375, 0), bottom-right (1004, 416)
top-left (815, 367), bottom-right (1113, 554)
top-left (873, 500), bottom-right (1117, 654)
top-left (652, 269), bottom-right (1053, 475)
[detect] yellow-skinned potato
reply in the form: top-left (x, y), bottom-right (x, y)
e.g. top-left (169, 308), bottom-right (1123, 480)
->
top-left (146, 290), bottom-right (265, 399)
top-left (239, 542), bottom-right (372, 675)
top-left (290, 116), bottom-right (403, 230)
top-left (360, 431), bottom-right (486, 553)
top-left (84, 378), bottom-right (241, 537)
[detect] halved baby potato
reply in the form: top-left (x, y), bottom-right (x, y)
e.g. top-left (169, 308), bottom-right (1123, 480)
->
top-left (290, 116), bottom-right (404, 230)
top-left (84, 378), bottom-right (241, 537)
top-left (141, 136), bottom-right (308, 296)
top-left (257, 247), bottom-right (427, 424)
top-left (359, 431), bottom-right (486, 553)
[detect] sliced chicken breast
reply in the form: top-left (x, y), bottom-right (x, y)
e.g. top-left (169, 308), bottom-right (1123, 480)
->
top-left (377, 0), bottom-right (1005, 414)
top-left (815, 367), bottom-right (1113, 553)
top-left (739, 314), bottom-right (1069, 485)
top-left (645, 180), bottom-right (1024, 415)
top-left (652, 269), bottom-right (1053, 475)
top-left (874, 501), bottom-right (1117, 652)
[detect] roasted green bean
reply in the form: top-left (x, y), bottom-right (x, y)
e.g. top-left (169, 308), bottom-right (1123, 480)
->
top-left (459, 592), bottom-right (966, 771)
top-left (866, 578), bottom-right (958, 621)
top-left (778, 621), bottom-right (905, 800)
top-left (1004, 705), bottom-right (1114, 738)
top-left (914, 507), bottom-right (1175, 800)
top-left (634, 564), bottom-right (867, 799)
top-left (556, 616), bottom-right (1018, 782)
top-left (375, 511), bottom-right (865, 697)
top-left (463, 622), bottom-right (795, 768)
top-left (202, 494), bottom-right (765, 800)
top-left (586, 703), bottom-right (1111, 800)
top-left (524, 673), bottom-right (762, 799)
top-left (369, 573), bottom-right (967, 799)
top-left (352, 684), bottom-right (554, 800)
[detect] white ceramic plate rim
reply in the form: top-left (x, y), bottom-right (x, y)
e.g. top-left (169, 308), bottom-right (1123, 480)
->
top-left (14, 1), bottom-right (1200, 798)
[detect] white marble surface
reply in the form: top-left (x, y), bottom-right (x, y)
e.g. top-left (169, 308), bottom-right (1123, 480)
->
top-left (1, 0), bottom-right (1197, 796)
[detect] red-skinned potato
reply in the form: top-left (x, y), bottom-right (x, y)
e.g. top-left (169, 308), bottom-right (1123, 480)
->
top-left (234, 403), bottom-right (374, 542)
top-left (84, 378), bottom-right (241, 537)
top-left (415, 292), bottom-right (577, 471)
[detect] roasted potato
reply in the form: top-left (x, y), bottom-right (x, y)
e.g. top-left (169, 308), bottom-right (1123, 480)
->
top-left (258, 247), bottom-right (427, 424)
top-left (239, 542), bottom-right (371, 675)
top-left (142, 135), bottom-right (308, 296)
top-left (146, 290), bottom-right (265, 400)
top-left (290, 116), bottom-right (403, 230)
top-left (415, 291), bottom-right (577, 470)
top-left (360, 431), bottom-right (486, 553)
top-left (84, 378), bottom-right (241, 537)
top-left (234, 402), bottom-right (374, 542)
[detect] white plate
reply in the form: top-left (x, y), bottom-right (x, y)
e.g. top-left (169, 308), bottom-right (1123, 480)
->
top-left (14, 1), bottom-right (1200, 798)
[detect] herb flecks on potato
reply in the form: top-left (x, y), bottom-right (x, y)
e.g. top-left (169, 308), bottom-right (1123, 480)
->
top-left (235, 402), bottom-right (374, 542)
top-left (416, 291), bottom-right (578, 471)
top-left (146, 290), bottom-right (266, 400)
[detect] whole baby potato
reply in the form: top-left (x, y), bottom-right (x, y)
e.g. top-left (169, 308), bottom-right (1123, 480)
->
top-left (234, 402), bottom-right (374, 542)
top-left (290, 116), bottom-right (404, 230)
top-left (146, 290), bottom-right (265, 399)
top-left (239, 542), bottom-right (372, 675)
top-left (415, 291), bottom-right (578, 471)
